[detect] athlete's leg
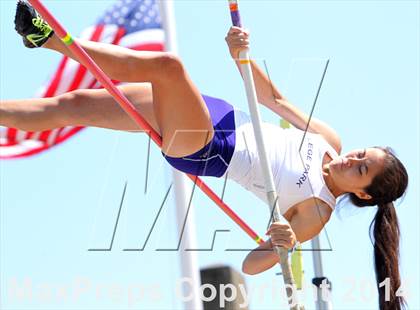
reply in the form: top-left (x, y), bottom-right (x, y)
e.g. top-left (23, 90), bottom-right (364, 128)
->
top-left (15, 2), bottom-right (214, 158)
top-left (0, 84), bottom-right (159, 133)
top-left (43, 35), bottom-right (214, 157)
top-left (44, 35), bottom-right (167, 83)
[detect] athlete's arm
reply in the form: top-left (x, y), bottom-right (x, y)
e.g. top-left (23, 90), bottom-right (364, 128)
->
top-left (225, 27), bottom-right (342, 154)
top-left (242, 205), bottom-right (331, 275)
top-left (242, 239), bottom-right (278, 275)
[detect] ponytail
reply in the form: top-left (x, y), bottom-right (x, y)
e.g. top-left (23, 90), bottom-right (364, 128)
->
top-left (345, 147), bottom-right (408, 309)
top-left (370, 202), bottom-right (406, 310)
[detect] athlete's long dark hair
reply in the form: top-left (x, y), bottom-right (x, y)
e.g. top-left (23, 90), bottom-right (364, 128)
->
top-left (346, 146), bottom-right (408, 310)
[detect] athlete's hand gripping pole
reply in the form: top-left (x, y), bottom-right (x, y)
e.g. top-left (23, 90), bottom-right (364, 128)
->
top-left (228, 1), bottom-right (304, 309)
top-left (28, 0), bottom-right (266, 248)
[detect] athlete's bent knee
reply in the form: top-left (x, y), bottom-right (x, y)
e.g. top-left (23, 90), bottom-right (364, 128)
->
top-left (155, 53), bottom-right (185, 80)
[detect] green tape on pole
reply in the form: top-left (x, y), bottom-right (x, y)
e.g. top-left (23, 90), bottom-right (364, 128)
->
top-left (61, 33), bottom-right (74, 46)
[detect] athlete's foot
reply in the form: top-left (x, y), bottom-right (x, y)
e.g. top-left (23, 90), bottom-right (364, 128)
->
top-left (14, 0), bottom-right (54, 48)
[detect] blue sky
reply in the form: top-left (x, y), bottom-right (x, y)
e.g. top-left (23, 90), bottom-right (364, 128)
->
top-left (1, 0), bottom-right (419, 309)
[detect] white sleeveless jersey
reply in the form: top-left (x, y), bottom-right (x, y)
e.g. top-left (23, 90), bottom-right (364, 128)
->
top-left (224, 109), bottom-right (339, 215)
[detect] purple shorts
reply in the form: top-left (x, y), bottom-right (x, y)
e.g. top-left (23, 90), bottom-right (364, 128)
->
top-left (161, 95), bottom-right (236, 177)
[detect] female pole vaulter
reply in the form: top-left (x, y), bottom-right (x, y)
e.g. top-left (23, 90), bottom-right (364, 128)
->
top-left (0, 3), bottom-right (408, 309)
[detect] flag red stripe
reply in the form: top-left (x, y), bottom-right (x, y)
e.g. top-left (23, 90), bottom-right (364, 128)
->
top-left (6, 128), bottom-right (18, 144)
top-left (44, 57), bottom-right (69, 98)
top-left (51, 127), bottom-right (66, 145)
top-left (113, 27), bottom-right (126, 45)
top-left (38, 130), bottom-right (51, 142)
top-left (25, 131), bottom-right (34, 139)
top-left (0, 127), bottom-right (84, 159)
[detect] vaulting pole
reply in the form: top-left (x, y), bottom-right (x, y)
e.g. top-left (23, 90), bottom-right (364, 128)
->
top-left (228, 1), bottom-right (304, 309)
top-left (27, 0), bottom-right (264, 246)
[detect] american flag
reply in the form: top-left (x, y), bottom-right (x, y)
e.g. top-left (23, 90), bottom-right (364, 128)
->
top-left (0, 0), bottom-right (164, 159)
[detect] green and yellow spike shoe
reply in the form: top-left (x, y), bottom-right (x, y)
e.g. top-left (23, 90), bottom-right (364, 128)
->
top-left (14, 0), bottom-right (54, 48)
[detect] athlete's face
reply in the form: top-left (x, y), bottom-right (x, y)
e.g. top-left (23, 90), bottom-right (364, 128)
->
top-left (327, 148), bottom-right (386, 199)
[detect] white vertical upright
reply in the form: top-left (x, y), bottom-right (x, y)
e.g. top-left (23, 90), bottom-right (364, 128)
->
top-left (157, 1), bottom-right (203, 310)
top-left (311, 237), bottom-right (333, 310)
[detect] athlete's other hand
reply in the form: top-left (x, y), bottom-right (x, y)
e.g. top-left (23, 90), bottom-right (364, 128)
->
top-left (266, 222), bottom-right (297, 250)
top-left (225, 26), bottom-right (250, 59)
